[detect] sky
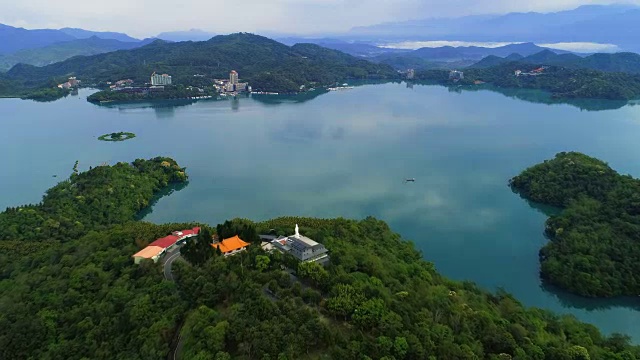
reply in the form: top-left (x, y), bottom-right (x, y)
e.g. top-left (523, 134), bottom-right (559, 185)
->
top-left (0, 0), bottom-right (638, 38)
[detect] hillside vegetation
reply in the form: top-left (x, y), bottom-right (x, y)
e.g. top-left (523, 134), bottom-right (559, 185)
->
top-left (0, 157), bottom-right (187, 242)
top-left (510, 152), bottom-right (640, 297)
top-left (1, 157), bottom-right (639, 359)
top-left (471, 50), bottom-right (640, 74)
top-left (416, 63), bottom-right (640, 100)
top-left (0, 36), bottom-right (150, 71)
top-left (2, 33), bottom-right (397, 96)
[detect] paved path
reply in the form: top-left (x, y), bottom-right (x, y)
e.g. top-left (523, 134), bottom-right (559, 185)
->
top-left (163, 249), bottom-right (182, 281)
top-left (162, 246), bottom-right (184, 360)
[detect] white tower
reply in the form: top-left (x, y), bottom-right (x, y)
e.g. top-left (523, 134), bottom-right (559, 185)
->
top-left (295, 224), bottom-right (300, 238)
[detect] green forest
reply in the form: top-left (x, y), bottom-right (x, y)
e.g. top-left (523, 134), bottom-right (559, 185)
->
top-left (415, 64), bottom-right (640, 100)
top-left (1, 33), bottom-right (397, 98)
top-left (0, 156), bottom-right (187, 243)
top-left (510, 152), bottom-right (640, 297)
top-left (87, 85), bottom-right (216, 103)
top-left (1, 157), bottom-right (640, 359)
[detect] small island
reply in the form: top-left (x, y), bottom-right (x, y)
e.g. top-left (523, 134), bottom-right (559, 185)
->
top-left (510, 152), bottom-right (640, 298)
top-left (98, 131), bottom-right (136, 141)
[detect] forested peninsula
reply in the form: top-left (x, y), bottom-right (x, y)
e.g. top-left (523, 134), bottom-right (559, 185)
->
top-left (510, 152), bottom-right (640, 298)
top-left (416, 64), bottom-right (640, 100)
top-left (1, 33), bottom-right (397, 101)
top-left (1, 156), bottom-right (640, 359)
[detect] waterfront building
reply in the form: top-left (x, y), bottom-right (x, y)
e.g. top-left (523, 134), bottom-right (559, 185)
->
top-left (151, 72), bottom-right (172, 86)
top-left (449, 70), bottom-right (464, 81)
top-left (407, 69), bottom-right (415, 80)
top-left (230, 70), bottom-right (239, 85)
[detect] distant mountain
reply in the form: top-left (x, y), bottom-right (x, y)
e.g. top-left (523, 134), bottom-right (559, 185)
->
top-left (0, 23), bottom-right (143, 56)
top-left (59, 28), bottom-right (139, 42)
top-left (470, 51), bottom-right (640, 74)
top-left (349, 5), bottom-right (640, 51)
top-left (276, 37), bottom-right (409, 57)
top-left (4, 33), bottom-right (396, 95)
top-left (0, 24), bottom-right (75, 55)
top-left (0, 36), bottom-right (155, 71)
top-left (374, 43), bottom-right (572, 70)
top-left (156, 29), bottom-right (216, 42)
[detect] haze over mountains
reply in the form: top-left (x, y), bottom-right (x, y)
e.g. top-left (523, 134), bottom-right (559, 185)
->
top-left (349, 4), bottom-right (640, 52)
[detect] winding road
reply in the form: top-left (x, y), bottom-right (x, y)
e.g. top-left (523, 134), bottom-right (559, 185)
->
top-left (162, 246), bottom-right (185, 360)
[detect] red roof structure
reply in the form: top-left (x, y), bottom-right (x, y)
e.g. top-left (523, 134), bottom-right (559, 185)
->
top-left (150, 235), bottom-right (179, 248)
top-left (148, 227), bottom-right (202, 249)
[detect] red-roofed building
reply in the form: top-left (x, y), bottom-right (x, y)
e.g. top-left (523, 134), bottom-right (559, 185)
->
top-left (133, 227), bottom-right (203, 264)
top-left (150, 235), bottom-right (180, 249)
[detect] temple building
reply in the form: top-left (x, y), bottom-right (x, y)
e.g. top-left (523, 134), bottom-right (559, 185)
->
top-left (212, 235), bottom-right (250, 256)
top-left (269, 225), bottom-right (330, 264)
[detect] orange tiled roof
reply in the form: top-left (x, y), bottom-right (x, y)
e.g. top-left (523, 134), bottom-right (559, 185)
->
top-left (132, 245), bottom-right (164, 259)
top-left (212, 235), bottom-right (250, 253)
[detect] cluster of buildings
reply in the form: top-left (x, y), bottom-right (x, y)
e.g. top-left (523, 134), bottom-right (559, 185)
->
top-left (214, 70), bottom-right (251, 93)
top-left (260, 224), bottom-right (330, 265)
top-left (57, 77), bottom-right (80, 89)
top-left (515, 67), bottom-right (546, 77)
top-left (132, 224), bottom-right (329, 266)
top-left (109, 79), bottom-right (134, 90)
top-left (449, 70), bottom-right (465, 82)
top-left (132, 227), bottom-right (201, 264)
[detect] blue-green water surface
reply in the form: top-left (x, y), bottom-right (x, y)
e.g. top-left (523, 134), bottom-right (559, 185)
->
top-left (2, 84), bottom-right (640, 341)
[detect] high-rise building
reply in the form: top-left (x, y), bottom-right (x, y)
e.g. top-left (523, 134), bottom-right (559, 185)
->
top-left (151, 72), bottom-right (172, 86)
top-left (406, 69), bottom-right (415, 80)
top-left (229, 70), bottom-right (238, 85)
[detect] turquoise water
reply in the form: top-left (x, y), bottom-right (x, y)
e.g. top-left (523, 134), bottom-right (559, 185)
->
top-left (2, 84), bottom-right (640, 341)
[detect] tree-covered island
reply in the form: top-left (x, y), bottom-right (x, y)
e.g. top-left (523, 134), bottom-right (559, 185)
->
top-left (1, 155), bottom-right (640, 359)
top-left (98, 131), bottom-right (136, 141)
top-left (510, 152), bottom-right (640, 298)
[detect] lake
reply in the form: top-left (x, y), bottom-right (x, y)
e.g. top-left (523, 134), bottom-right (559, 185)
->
top-left (2, 83), bottom-right (640, 341)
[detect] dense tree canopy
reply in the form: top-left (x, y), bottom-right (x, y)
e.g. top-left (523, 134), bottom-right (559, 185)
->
top-left (415, 64), bottom-right (640, 100)
top-left (0, 156), bottom-right (187, 242)
top-left (173, 216), bottom-right (640, 359)
top-left (1, 157), bottom-right (639, 359)
top-left (511, 152), bottom-right (640, 297)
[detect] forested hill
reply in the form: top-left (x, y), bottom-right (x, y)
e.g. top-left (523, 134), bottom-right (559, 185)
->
top-left (415, 63), bottom-right (640, 100)
top-left (0, 158), bottom-right (639, 358)
top-left (510, 152), bottom-right (640, 297)
top-left (471, 50), bottom-right (640, 74)
top-left (0, 157), bottom-right (187, 243)
top-left (4, 33), bottom-right (397, 94)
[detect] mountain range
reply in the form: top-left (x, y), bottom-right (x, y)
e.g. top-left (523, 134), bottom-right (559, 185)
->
top-left (0, 23), bottom-right (140, 55)
top-left (471, 50), bottom-right (640, 74)
top-left (2, 33), bottom-right (396, 96)
top-left (372, 43), bottom-right (574, 70)
top-left (0, 36), bottom-right (155, 71)
top-left (349, 5), bottom-right (640, 52)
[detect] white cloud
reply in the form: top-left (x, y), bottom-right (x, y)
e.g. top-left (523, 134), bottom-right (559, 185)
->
top-left (0, 0), bottom-right (638, 38)
top-left (539, 42), bottom-right (621, 53)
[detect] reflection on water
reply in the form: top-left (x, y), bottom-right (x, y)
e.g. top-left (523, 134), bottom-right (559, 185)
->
top-left (135, 181), bottom-right (189, 220)
top-left (444, 84), bottom-right (631, 112)
top-left (542, 281), bottom-right (640, 312)
top-left (3, 85), bottom-right (640, 342)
